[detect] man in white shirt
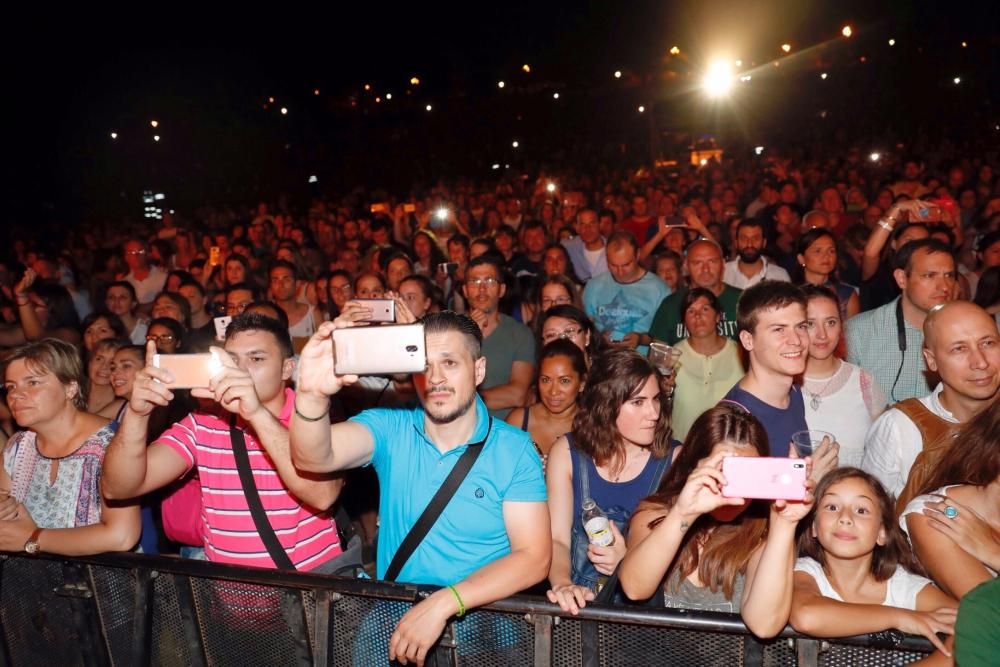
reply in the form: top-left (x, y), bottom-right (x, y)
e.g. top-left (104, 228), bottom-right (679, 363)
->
top-left (723, 219), bottom-right (791, 289)
top-left (561, 209), bottom-right (608, 283)
top-left (861, 301), bottom-right (1000, 498)
top-left (121, 238), bottom-right (167, 308)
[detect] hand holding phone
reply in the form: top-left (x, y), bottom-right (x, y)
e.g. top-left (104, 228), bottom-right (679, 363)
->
top-left (353, 298), bottom-right (395, 323)
top-left (672, 451), bottom-right (748, 521)
top-left (333, 323), bottom-right (426, 375)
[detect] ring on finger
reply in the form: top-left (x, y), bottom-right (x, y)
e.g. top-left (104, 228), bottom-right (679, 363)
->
top-left (943, 505), bottom-right (959, 519)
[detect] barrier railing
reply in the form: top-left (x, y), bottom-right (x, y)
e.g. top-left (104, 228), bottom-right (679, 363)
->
top-left (0, 551), bottom-right (934, 666)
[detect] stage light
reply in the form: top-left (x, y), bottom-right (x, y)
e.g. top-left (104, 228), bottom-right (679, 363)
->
top-left (553, 92), bottom-right (559, 99)
top-left (699, 158), bottom-right (708, 166)
top-left (308, 175), bottom-right (318, 183)
top-left (953, 77), bottom-right (961, 85)
top-left (669, 46), bottom-right (680, 55)
top-left (546, 182), bottom-right (556, 193)
top-left (637, 105), bottom-right (645, 113)
top-left (841, 25), bottom-right (853, 38)
top-left (961, 41), bottom-right (967, 48)
top-left (512, 140), bottom-right (519, 148)
top-left (821, 72), bottom-right (828, 80)
top-left (268, 97), bottom-right (275, 103)
top-left (280, 107), bottom-right (288, 115)
top-left (410, 77), bottom-right (420, 85)
top-left (314, 89), bottom-right (320, 96)
top-left (870, 152), bottom-right (881, 162)
top-left (498, 80), bottom-right (505, 89)
top-left (375, 97), bottom-right (381, 103)
top-left (888, 38), bottom-right (895, 46)
top-left (781, 43), bottom-right (791, 53)
top-left (386, 93), bottom-right (392, 100)
top-left (522, 64), bottom-right (531, 73)
top-left (703, 61), bottom-right (734, 97)
top-left (426, 104), bottom-right (433, 111)
top-left (364, 84), bottom-right (371, 91)
top-left (110, 132), bottom-right (118, 139)
top-left (153, 135), bottom-right (160, 142)
top-left (754, 146), bottom-right (764, 155)
top-left (150, 120), bottom-right (159, 128)
top-left (614, 70), bottom-right (622, 78)
top-left (435, 207), bottom-right (449, 221)
top-left (492, 163), bottom-right (500, 170)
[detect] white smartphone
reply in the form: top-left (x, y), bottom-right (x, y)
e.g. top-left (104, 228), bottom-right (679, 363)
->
top-left (213, 316), bottom-right (232, 341)
top-left (333, 323), bottom-right (426, 375)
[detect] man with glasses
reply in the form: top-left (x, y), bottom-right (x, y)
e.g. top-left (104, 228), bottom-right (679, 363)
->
top-left (462, 256), bottom-right (535, 418)
top-left (225, 283), bottom-right (261, 318)
top-left (582, 231), bottom-right (669, 354)
top-left (121, 239), bottom-right (167, 310)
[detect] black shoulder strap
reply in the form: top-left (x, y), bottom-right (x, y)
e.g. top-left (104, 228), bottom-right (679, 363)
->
top-left (384, 417), bottom-right (492, 582)
top-left (230, 414), bottom-right (296, 571)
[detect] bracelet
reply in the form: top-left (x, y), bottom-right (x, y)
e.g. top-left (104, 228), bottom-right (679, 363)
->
top-left (447, 585), bottom-right (465, 618)
top-left (877, 219), bottom-right (895, 232)
top-left (293, 398), bottom-right (329, 422)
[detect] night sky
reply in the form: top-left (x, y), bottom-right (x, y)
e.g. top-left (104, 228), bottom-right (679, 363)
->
top-left (7, 1), bottom-right (996, 224)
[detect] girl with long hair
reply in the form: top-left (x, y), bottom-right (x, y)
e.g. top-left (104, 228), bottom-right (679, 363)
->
top-left (619, 403), bottom-right (814, 638)
top-left (792, 468), bottom-right (956, 656)
top-left (545, 349), bottom-right (677, 614)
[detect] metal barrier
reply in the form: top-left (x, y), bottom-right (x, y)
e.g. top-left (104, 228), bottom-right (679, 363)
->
top-left (0, 551), bottom-right (934, 666)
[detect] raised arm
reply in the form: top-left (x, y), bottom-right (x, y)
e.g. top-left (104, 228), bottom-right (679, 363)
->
top-left (289, 319), bottom-right (374, 473)
top-left (103, 342), bottom-right (193, 500)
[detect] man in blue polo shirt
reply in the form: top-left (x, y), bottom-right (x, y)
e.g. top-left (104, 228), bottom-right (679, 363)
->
top-left (289, 311), bottom-right (550, 666)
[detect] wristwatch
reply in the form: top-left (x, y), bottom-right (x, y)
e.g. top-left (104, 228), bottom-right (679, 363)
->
top-left (23, 528), bottom-right (43, 555)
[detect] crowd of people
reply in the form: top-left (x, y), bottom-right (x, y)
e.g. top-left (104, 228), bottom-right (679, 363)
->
top-left (1, 141), bottom-right (998, 666)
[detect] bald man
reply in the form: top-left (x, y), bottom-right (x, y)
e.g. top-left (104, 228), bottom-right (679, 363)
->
top-left (861, 301), bottom-right (1000, 501)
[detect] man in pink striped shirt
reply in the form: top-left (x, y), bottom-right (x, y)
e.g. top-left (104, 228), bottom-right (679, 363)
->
top-left (103, 312), bottom-right (346, 571)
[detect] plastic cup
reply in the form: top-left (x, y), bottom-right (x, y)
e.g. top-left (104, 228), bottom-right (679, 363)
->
top-left (790, 430), bottom-right (835, 457)
top-left (647, 342), bottom-right (682, 378)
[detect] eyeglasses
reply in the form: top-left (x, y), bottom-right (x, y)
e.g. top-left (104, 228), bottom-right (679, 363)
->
top-left (146, 333), bottom-right (176, 343)
top-left (330, 284), bottom-right (353, 293)
top-left (540, 295), bottom-right (572, 309)
top-left (226, 302), bottom-right (252, 314)
top-left (125, 249), bottom-right (146, 256)
top-left (542, 326), bottom-right (583, 343)
top-left (466, 277), bottom-right (500, 288)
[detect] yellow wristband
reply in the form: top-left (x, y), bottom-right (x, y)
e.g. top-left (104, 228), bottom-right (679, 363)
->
top-left (447, 585), bottom-right (465, 618)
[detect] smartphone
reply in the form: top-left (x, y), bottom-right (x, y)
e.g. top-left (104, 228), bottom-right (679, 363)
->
top-left (213, 316), bottom-right (232, 341)
top-left (403, 203), bottom-right (416, 213)
top-left (333, 324), bottom-right (426, 375)
top-left (209, 246), bottom-right (221, 267)
top-left (721, 457), bottom-right (807, 501)
top-left (438, 262), bottom-right (459, 276)
top-left (153, 353), bottom-right (224, 389)
top-left (370, 203), bottom-right (388, 214)
top-left (354, 298), bottom-right (395, 323)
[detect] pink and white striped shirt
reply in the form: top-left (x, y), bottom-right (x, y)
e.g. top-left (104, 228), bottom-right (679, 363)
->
top-left (158, 388), bottom-right (342, 570)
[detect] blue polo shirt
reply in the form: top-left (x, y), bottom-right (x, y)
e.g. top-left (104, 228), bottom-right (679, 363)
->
top-left (350, 395), bottom-right (546, 586)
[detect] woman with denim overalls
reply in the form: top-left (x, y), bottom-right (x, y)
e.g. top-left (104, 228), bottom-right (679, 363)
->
top-left (545, 348), bottom-right (678, 614)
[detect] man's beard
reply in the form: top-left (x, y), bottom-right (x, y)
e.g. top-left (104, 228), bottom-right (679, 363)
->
top-left (739, 248), bottom-right (762, 264)
top-left (424, 388), bottom-right (478, 425)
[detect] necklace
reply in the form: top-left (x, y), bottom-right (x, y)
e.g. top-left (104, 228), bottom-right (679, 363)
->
top-left (805, 361), bottom-right (842, 410)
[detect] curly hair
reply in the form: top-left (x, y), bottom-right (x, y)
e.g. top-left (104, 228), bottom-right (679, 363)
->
top-left (571, 348), bottom-right (671, 477)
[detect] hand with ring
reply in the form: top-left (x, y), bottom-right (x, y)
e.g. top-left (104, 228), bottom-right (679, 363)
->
top-left (922, 497), bottom-right (1000, 571)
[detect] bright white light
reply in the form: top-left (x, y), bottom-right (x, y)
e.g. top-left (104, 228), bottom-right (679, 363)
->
top-left (961, 41), bottom-right (967, 48)
top-left (280, 107), bottom-right (288, 115)
top-left (821, 72), bottom-right (828, 80)
top-left (308, 175), bottom-right (318, 183)
top-left (426, 104), bottom-right (433, 111)
top-left (492, 163), bottom-right (500, 170)
top-left (702, 61), bottom-right (734, 97)
top-left (154, 193), bottom-right (165, 200)
top-left (410, 77), bottom-right (420, 85)
top-left (385, 93), bottom-right (392, 100)
top-left (153, 135), bottom-right (160, 142)
top-left (110, 132), bottom-right (118, 139)
top-left (314, 88), bottom-right (321, 96)
top-left (498, 80), bottom-right (505, 89)
top-left (870, 152), bottom-right (881, 162)
top-left (522, 64), bottom-right (531, 73)
top-left (512, 140), bottom-right (519, 148)
top-left (841, 25), bottom-right (853, 38)
top-left (614, 70), bottom-right (622, 79)
top-left (637, 105), bottom-right (645, 113)
top-left (734, 59), bottom-right (742, 67)
top-left (435, 207), bottom-right (449, 221)
top-left (740, 75), bottom-right (752, 82)
top-left (546, 182), bottom-right (556, 193)
top-left (363, 84), bottom-right (371, 92)
top-left (669, 46), bottom-right (680, 56)
top-left (953, 77), bottom-right (961, 85)
top-left (150, 120), bottom-right (159, 128)
top-left (781, 43), bottom-right (791, 53)
top-left (699, 158), bottom-right (708, 166)
top-left (552, 92), bottom-right (559, 99)
top-left (754, 146), bottom-right (765, 156)
top-left (888, 38), bottom-right (895, 46)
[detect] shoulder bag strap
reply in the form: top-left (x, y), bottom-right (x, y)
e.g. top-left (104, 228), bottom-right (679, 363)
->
top-left (230, 414), bottom-right (296, 571)
top-left (385, 417), bottom-right (492, 582)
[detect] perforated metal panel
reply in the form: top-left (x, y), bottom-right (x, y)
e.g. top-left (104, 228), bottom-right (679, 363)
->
top-left (0, 557), bottom-right (84, 666)
top-left (90, 563), bottom-right (136, 666)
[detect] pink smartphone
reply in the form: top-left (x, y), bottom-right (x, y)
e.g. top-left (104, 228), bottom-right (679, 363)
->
top-left (333, 323), bottom-right (425, 375)
top-left (153, 353), bottom-right (224, 389)
top-left (721, 457), bottom-right (807, 501)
